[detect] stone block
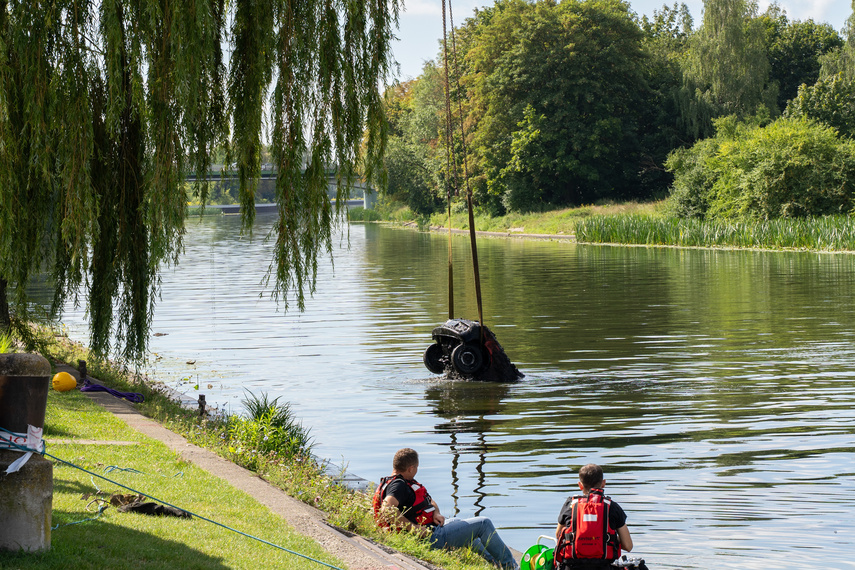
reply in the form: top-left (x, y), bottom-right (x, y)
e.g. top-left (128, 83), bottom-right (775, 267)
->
top-left (0, 450), bottom-right (52, 551)
top-left (0, 352), bottom-right (52, 552)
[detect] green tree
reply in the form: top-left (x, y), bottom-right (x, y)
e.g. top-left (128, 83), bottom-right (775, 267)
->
top-left (759, 8), bottom-right (843, 110)
top-left (819, 0), bottom-right (855, 79)
top-left (667, 116), bottom-right (855, 219)
top-left (381, 64), bottom-right (445, 216)
top-left (641, 1), bottom-right (694, 50)
top-left (639, 3), bottom-right (697, 193)
top-left (467, 0), bottom-right (649, 211)
top-left (785, 72), bottom-right (855, 138)
top-left (681, 0), bottom-right (777, 137)
top-left (0, 0), bottom-right (399, 360)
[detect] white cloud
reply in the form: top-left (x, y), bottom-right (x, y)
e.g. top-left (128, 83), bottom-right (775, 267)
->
top-left (778, 0), bottom-right (839, 23)
top-left (401, 0), bottom-right (443, 16)
top-left (400, 0), bottom-right (486, 18)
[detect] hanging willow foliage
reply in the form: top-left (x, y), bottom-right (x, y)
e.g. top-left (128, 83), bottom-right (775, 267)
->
top-left (0, 0), bottom-right (399, 362)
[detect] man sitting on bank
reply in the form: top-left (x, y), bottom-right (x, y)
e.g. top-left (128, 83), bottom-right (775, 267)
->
top-left (373, 447), bottom-right (519, 570)
top-left (554, 463), bottom-right (633, 569)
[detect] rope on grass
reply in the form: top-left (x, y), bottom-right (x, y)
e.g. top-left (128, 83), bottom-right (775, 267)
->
top-left (104, 465), bottom-right (146, 475)
top-left (104, 465), bottom-right (184, 478)
top-left (2, 437), bottom-right (343, 570)
top-left (80, 378), bottom-right (145, 403)
top-left (52, 505), bottom-right (109, 530)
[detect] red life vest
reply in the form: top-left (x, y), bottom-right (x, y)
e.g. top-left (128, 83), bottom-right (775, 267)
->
top-left (372, 474), bottom-right (436, 529)
top-left (555, 489), bottom-right (621, 564)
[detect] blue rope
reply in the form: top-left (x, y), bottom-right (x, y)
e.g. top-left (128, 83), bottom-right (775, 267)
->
top-left (104, 466), bottom-right (146, 475)
top-left (1, 433), bottom-right (343, 570)
top-left (104, 465), bottom-right (184, 478)
top-left (52, 505), bottom-right (108, 530)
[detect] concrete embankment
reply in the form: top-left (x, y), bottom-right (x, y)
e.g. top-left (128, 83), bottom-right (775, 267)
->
top-left (398, 222), bottom-right (575, 241)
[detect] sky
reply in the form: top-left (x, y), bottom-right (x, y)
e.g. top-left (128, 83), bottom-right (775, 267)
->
top-left (390, 0), bottom-right (854, 81)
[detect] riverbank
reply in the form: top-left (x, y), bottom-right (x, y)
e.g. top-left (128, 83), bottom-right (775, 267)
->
top-left (3, 369), bottom-right (347, 569)
top-left (359, 200), bottom-right (855, 253)
top-left (5, 330), bottom-right (499, 570)
top-left (27, 361), bottom-right (432, 570)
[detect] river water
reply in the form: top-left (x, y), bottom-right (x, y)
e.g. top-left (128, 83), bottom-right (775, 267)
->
top-left (57, 214), bottom-right (855, 569)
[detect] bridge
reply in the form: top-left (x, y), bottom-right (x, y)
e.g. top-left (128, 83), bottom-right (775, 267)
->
top-left (186, 166), bottom-right (374, 211)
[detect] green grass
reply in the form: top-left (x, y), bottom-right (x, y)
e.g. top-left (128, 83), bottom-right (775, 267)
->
top-left (575, 214), bottom-right (855, 251)
top-left (1, 388), bottom-right (341, 570)
top-left (346, 206), bottom-right (383, 222)
top-left (425, 201), bottom-right (663, 236)
top-left (226, 391), bottom-right (314, 472)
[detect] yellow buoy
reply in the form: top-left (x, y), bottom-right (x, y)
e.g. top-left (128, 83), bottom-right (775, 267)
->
top-left (52, 371), bottom-right (77, 392)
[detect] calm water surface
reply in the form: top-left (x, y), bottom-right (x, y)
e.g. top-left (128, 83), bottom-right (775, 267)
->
top-left (58, 215), bottom-right (855, 569)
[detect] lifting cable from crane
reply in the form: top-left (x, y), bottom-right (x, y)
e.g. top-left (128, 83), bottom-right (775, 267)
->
top-left (441, 0), bottom-right (483, 333)
top-left (420, 0), bottom-right (523, 382)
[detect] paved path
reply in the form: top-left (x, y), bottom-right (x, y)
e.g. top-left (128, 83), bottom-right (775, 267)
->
top-left (55, 364), bottom-right (435, 570)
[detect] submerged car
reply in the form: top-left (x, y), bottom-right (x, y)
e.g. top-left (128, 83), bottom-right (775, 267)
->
top-left (423, 318), bottom-right (489, 377)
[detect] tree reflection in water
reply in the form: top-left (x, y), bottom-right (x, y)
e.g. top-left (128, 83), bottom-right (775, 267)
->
top-left (425, 380), bottom-right (511, 517)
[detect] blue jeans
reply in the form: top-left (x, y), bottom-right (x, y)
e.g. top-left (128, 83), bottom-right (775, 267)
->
top-left (429, 516), bottom-right (518, 569)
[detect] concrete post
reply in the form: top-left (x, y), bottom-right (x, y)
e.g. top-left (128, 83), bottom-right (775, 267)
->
top-left (363, 186), bottom-right (375, 210)
top-left (0, 352), bottom-right (52, 552)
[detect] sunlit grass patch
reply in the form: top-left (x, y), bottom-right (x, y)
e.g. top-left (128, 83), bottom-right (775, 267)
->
top-left (44, 389), bottom-right (146, 444)
top-left (428, 200), bottom-right (666, 236)
top-left (226, 391), bottom-right (313, 471)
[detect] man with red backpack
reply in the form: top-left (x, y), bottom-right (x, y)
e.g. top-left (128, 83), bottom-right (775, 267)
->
top-left (374, 448), bottom-right (519, 569)
top-left (554, 464), bottom-right (634, 569)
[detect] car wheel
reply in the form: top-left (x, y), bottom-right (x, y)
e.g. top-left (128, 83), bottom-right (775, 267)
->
top-left (451, 344), bottom-right (483, 375)
top-left (423, 343), bottom-right (446, 374)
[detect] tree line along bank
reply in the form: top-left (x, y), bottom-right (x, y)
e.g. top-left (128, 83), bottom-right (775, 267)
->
top-left (381, 0), bottom-right (855, 223)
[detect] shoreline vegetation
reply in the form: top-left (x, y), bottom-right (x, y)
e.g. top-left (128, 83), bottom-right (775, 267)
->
top-left (348, 201), bottom-right (855, 254)
top-left (1, 328), bottom-right (495, 570)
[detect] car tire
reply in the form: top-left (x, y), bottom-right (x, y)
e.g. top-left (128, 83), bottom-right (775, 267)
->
top-left (423, 343), bottom-right (446, 374)
top-left (451, 344), bottom-right (483, 375)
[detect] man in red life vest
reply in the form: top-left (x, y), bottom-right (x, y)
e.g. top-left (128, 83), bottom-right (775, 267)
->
top-left (374, 448), bottom-right (519, 569)
top-left (554, 464), bottom-right (633, 570)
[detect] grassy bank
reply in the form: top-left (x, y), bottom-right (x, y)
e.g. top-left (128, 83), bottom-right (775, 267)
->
top-left (355, 199), bottom-right (855, 253)
top-left (3, 330), bottom-right (495, 570)
top-left (186, 204), bottom-right (225, 217)
top-left (350, 200), bottom-right (662, 232)
top-left (575, 214), bottom-right (855, 252)
top-left (350, 199), bottom-right (663, 234)
top-left (427, 201), bottom-right (662, 236)
top-left (2, 385), bottom-right (340, 569)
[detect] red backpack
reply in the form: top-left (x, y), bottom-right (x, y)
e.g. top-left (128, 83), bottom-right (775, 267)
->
top-left (555, 489), bottom-right (621, 564)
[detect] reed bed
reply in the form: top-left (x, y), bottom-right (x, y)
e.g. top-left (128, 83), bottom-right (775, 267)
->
top-left (575, 214), bottom-right (855, 252)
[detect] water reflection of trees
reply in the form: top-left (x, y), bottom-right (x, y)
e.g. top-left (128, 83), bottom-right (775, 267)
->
top-left (424, 380), bottom-right (510, 516)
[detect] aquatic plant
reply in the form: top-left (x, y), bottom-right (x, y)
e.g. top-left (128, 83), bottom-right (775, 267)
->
top-left (575, 214), bottom-right (855, 251)
top-left (347, 206), bottom-right (383, 222)
top-left (227, 391), bottom-right (314, 470)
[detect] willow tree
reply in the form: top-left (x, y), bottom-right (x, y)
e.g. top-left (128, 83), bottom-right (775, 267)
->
top-left (819, 0), bottom-right (855, 80)
top-left (0, 0), bottom-right (398, 361)
top-left (680, 0), bottom-right (776, 137)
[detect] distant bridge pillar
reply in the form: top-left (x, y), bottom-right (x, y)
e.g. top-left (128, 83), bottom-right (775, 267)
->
top-left (363, 186), bottom-right (376, 210)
